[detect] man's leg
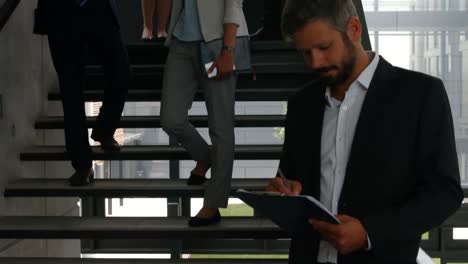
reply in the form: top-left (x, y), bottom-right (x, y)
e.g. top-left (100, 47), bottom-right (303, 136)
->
top-left (260, 0), bottom-right (285, 40)
top-left (88, 16), bottom-right (131, 147)
top-left (47, 31), bottom-right (93, 175)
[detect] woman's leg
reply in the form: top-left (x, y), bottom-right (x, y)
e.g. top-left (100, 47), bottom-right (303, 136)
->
top-left (141, 0), bottom-right (155, 39)
top-left (161, 40), bottom-right (211, 171)
top-left (191, 74), bottom-right (236, 220)
top-left (156, 0), bottom-right (171, 38)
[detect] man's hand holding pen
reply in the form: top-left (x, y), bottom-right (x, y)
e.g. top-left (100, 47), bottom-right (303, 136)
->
top-left (265, 169), bottom-right (302, 195)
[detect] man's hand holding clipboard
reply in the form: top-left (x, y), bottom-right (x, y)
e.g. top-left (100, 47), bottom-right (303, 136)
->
top-left (262, 169), bottom-right (371, 255)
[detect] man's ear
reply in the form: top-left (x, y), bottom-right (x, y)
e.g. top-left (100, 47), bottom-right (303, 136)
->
top-left (346, 16), bottom-right (362, 43)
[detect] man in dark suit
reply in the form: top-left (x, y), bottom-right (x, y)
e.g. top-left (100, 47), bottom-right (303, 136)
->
top-left (265, 0), bottom-right (463, 263)
top-left (34, 0), bottom-right (130, 186)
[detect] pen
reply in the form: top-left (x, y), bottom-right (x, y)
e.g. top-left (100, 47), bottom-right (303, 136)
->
top-left (277, 168), bottom-right (292, 192)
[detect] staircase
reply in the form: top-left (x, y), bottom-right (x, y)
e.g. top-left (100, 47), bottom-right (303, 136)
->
top-left (1, 37), bottom-right (465, 264)
top-left (0, 39), bottom-right (309, 262)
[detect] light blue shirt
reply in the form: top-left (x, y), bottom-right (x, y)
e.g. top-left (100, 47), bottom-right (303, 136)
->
top-left (317, 53), bottom-right (380, 263)
top-left (172, 0), bottom-right (204, 42)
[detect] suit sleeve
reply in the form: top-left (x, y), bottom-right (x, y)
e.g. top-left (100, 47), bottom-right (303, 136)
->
top-left (224, 0), bottom-right (244, 26)
top-left (361, 78), bottom-right (463, 257)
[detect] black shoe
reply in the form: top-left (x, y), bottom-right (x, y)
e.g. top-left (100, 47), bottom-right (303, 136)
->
top-left (187, 172), bottom-right (208, 185)
top-left (91, 135), bottom-right (121, 152)
top-left (69, 168), bottom-right (94, 187)
top-left (188, 210), bottom-right (221, 227)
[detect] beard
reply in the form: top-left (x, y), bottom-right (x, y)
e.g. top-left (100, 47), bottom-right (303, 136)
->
top-left (314, 38), bottom-right (358, 87)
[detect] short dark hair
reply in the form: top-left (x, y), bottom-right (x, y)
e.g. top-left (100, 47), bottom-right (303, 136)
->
top-left (281, 0), bottom-right (358, 40)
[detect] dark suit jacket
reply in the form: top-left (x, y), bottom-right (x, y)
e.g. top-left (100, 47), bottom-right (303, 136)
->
top-left (34, 0), bottom-right (119, 35)
top-left (279, 57), bottom-right (463, 264)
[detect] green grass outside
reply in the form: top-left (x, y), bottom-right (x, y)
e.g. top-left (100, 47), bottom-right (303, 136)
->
top-left (220, 203), bottom-right (253, 217)
top-left (422, 232), bottom-right (429, 240)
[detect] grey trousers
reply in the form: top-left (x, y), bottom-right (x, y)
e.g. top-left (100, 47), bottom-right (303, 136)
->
top-left (160, 39), bottom-right (236, 209)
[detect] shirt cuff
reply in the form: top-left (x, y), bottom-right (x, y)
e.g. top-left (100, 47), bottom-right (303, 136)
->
top-left (366, 233), bottom-right (372, 251)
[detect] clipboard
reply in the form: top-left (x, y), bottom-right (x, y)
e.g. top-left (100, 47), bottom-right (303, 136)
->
top-left (236, 189), bottom-right (340, 237)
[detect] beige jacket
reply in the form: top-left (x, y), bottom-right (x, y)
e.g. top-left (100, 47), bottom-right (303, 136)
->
top-left (165, 0), bottom-right (249, 45)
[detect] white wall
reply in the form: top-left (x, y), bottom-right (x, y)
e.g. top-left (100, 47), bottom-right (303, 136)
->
top-left (0, 0), bottom-right (80, 258)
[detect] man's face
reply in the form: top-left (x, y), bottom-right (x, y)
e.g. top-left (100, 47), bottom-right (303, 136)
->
top-left (292, 20), bottom-right (358, 87)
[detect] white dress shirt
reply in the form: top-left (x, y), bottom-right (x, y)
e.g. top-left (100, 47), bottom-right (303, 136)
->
top-left (317, 53), bottom-right (380, 263)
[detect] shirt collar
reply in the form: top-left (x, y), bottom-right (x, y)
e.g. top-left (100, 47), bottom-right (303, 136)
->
top-left (356, 52), bottom-right (380, 90)
top-left (324, 88), bottom-right (342, 108)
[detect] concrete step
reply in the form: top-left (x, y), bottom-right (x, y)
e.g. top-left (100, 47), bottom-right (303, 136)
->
top-left (20, 145), bottom-right (282, 161)
top-left (35, 116), bottom-right (285, 130)
top-left (0, 217), bottom-right (286, 239)
top-left (4, 179), bottom-right (269, 198)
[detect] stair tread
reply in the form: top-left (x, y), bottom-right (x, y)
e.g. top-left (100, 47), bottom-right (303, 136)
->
top-left (48, 89), bottom-right (298, 102)
top-left (5, 179), bottom-right (269, 197)
top-left (0, 216), bottom-right (287, 239)
top-left (0, 213), bottom-right (463, 240)
top-left (85, 63), bottom-right (309, 75)
top-left (20, 145), bottom-right (282, 161)
top-left (83, 74), bottom-right (315, 91)
top-left (123, 40), bottom-right (295, 51)
top-left (0, 258), bottom-right (286, 264)
top-left (35, 115), bottom-right (286, 129)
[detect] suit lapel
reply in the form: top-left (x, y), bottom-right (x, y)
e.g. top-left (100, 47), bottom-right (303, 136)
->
top-left (299, 84), bottom-right (327, 198)
top-left (340, 57), bottom-right (397, 201)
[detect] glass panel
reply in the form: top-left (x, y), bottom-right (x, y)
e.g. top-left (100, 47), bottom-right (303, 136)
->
top-left (93, 160), bottom-right (169, 180)
top-left (363, 0), bottom-right (417, 11)
top-left (87, 100), bottom-right (285, 180)
top-left (453, 228), bottom-right (468, 240)
top-left (105, 198), bottom-right (167, 217)
top-left (86, 101), bottom-right (287, 117)
top-left (82, 254), bottom-right (170, 259)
